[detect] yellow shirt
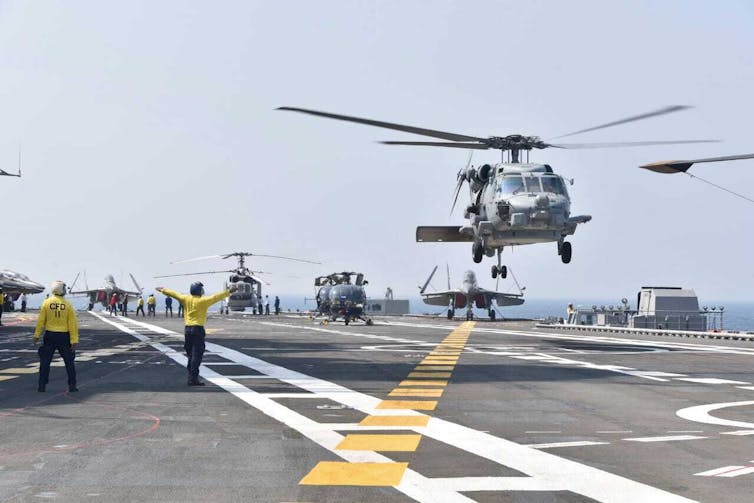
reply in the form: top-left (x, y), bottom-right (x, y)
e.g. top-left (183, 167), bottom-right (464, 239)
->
top-left (137, 298), bottom-right (144, 306)
top-left (33, 295), bottom-right (79, 343)
top-left (0, 292), bottom-right (4, 305)
top-left (147, 296), bottom-right (156, 305)
top-left (161, 288), bottom-right (229, 327)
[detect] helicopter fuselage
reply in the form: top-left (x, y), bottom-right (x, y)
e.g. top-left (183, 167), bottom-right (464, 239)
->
top-left (471, 163), bottom-right (590, 248)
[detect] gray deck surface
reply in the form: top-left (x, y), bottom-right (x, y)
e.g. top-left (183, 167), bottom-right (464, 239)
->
top-left (1, 311), bottom-right (753, 502)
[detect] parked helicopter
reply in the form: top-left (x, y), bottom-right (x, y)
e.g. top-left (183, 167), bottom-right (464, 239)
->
top-left (279, 106), bottom-right (754, 278)
top-left (312, 272), bottom-right (373, 325)
top-left (156, 251), bottom-right (320, 312)
top-left (419, 266), bottom-right (524, 321)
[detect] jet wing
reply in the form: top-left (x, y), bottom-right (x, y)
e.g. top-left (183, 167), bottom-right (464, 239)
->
top-left (421, 291), bottom-right (469, 309)
top-left (479, 289), bottom-right (526, 307)
top-left (416, 226), bottom-right (474, 243)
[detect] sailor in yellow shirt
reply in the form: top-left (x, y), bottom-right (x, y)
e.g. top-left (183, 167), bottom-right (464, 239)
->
top-left (33, 281), bottom-right (78, 392)
top-left (146, 293), bottom-right (157, 316)
top-left (0, 289), bottom-right (5, 326)
top-left (156, 282), bottom-right (233, 386)
top-left (135, 296), bottom-right (145, 316)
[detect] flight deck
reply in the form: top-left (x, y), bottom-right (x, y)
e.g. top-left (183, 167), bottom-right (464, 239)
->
top-left (1, 311), bottom-right (753, 502)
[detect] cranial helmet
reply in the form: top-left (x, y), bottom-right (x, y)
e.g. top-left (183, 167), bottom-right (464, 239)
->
top-left (190, 282), bottom-right (205, 296)
top-left (51, 281), bottom-right (66, 296)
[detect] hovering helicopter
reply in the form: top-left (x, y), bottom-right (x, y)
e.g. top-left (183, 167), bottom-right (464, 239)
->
top-left (312, 272), bottom-right (373, 325)
top-left (279, 106), bottom-right (754, 278)
top-left (155, 251), bottom-right (320, 312)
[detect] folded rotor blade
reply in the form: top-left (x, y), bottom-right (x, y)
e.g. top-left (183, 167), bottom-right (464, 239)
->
top-left (640, 153), bottom-right (754, 173)
top-left (550, 105), bottom-right (692, 139)
top-left (129, 273), bottom-right (143, 293)
top-left (154, 270), bottom-right (233, 278)
top-left (380, 141), bottom-right (489, 149)
top-left (248, 274), bottom-right (271, 286)
top-left (420, 266), bottom-right (438, 294)
top-left (277, 107), bottom-right (485, 142)
top-left (548, 139), bottom-right (719, 149)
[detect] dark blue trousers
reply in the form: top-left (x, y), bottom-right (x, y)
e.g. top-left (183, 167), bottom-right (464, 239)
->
top-left (184, 326), bottom-right (206, 381)
top-left (38, 331), bottom-right (76, 387)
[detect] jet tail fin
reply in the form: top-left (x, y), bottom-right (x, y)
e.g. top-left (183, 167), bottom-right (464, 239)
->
top-left (130, 273), bottom-right (143, 293)
top-left (419, 266), bottom-right (438, 294)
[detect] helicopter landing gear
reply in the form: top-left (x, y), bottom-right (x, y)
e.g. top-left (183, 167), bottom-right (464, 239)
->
top-left (491, 249), bottom-right (507, 279)
top-left (447, 308), bottom-right (454, 320)
top-left (466, 310), bottom-right (474, 321)
top-left (488, 309), bottom-right (496, 321)
top-left (472, 242), bottom-right (483, 263)
top-left (559, 240), bottom-right (572, 264)
top-left (491, 265), bottom-right (507, 279)
top-left (344, 316), bottom-right (350, 326)
top-left (365, 318), bottom-right (374, 326)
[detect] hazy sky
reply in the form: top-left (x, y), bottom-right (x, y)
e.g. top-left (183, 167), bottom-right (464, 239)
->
top-left (2, 0), bottom-right (753, 303)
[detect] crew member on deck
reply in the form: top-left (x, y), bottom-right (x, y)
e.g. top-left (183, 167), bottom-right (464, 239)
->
top-left (147, 293), bottom-right (156, 316)
top-left (157, 282), bottom-right (233, 386)
top-left (34, 281), bottom-right (78, 393)
top-left (135, 296), bottom-right (145, 316)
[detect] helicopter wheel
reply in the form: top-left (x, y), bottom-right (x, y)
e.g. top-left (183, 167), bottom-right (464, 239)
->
top-left (366, 318), bottom-right (374, 326)
top-left (561, 241), bottom-right (572, 264)
top-left (489, 309), bottom-right (496, 321)
top-left (447, 309), bottom-right (454, 320)
top-left (472, 243), bottom-right (483, 263)
top-left (500, 265), bottom-right (507, 279)
top-left (491, 266), bottom-right (498, 279)
top-left (344, 316), bottom-right (350, 326)
top-left (466, 310), bottom-right (474, 321)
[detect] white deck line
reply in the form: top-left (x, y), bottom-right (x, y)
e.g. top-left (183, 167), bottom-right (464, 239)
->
top-left (623, 435), bottom-right (708, 443)
top-left (91, 312), bottom-right (697, 503)
top-left (525, 441), bottom-right (610, 449)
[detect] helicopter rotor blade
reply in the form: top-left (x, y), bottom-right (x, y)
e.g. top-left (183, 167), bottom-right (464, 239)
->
top-left (639, 153), bottom-right (754, 173)
top-left (247, 253), bottom-right (322, 264)
top-left (451, 151), bottom-right (474, 215)
top-left (550, 105), bottom-right (693, 139)
top-left (170, 255), bottom-right (224, 265)
top-left (277, 107), bottom-right (485, 142)
top-left (129, 273), bottom-right (143, 293)
top-left (547, 139), bottom-right (719, 149)
top-left (380, 141), bottom-right (489, 149)
top-left (154, 270), bottom-right (234, 279)
top-left (248, 274), bottom-right (271, 286)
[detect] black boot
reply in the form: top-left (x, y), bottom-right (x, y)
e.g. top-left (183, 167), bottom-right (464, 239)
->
top-left (68, 385), bottom-right (79, 392)
top-left (38, 384), bottom-right (46, 392)
top-left (187, 379), bottom-right (205, 386)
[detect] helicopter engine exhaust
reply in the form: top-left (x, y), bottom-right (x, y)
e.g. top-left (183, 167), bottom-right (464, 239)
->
top-left (468, 164), bottom-right (493, 192)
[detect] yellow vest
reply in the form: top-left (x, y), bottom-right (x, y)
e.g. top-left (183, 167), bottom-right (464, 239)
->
top-left (161, 288), bottom-right (229, 326)
top-left (33, 295), bottom-right (79, 343)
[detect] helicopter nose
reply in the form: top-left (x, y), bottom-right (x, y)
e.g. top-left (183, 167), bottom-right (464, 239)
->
top-left (535, 194), bottom-right (550, 208)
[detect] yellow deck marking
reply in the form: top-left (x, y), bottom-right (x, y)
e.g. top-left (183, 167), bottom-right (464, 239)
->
top-left (414, 365), bottom-right (454, 371)
top-left (408, 371), bottom-right (452, 378)
top-left (300, 461), bottom-right (408, 486)
top-left (377, 400), bottom-right (437, 410)
top-left (399, 379), bottom-right (448, 387)
top-left (358, 415), bottom-right (430, 427)
top-left (421, 359), bottom-right (458, 365)
top-left (337, 434), bottom-right (422, 451)
top-left (0, 367), bottom-right (38, 374)
top-left (389, 388), bottom-right (444, 397)
top-left (0, 375), bottom-right (18, 382)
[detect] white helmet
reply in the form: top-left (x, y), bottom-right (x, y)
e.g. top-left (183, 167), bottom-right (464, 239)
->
top-left (51, 281), bottom-right (66, 296)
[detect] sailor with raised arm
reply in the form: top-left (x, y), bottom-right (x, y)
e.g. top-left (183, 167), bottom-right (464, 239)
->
top-left (157, 282), bottom-right (234, 386)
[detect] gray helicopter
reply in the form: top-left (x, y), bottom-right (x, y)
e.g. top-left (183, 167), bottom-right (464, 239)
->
top-left (156, 251), bottom-right (320, 312)
top-left (313, 272), bottom-right (373, 325)
top-left (279, 106), bottom-right (754, 278)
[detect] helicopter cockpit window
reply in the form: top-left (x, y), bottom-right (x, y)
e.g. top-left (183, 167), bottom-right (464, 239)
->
top-left (541, 175), bottom-right (566, 195)
top-left (523, 177), bottom-right (542, 192)
top-left (497, 175), bottom-right (525, 195)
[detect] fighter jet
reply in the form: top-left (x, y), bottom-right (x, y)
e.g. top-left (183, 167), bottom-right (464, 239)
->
top-left (419, 266), bottom-right (524, 321)
top-left (69, 273), bottom-right (143, 310)
top-left (1, 150), bottom-right (22, 177)
top-left (0, 269), bottom-right (44, 296)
